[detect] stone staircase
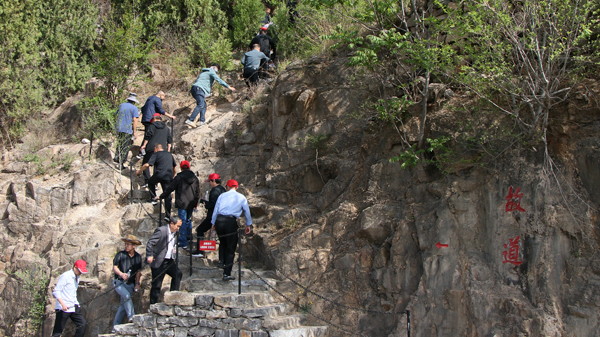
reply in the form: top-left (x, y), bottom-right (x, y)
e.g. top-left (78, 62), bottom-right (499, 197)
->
top-left (100, 254), bottom-right (329, 337)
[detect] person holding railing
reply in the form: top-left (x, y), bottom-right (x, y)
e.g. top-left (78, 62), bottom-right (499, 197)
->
top-left (111, 235), bottom-right (142, 329)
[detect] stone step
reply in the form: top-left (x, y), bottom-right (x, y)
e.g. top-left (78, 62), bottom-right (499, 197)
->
top-left (181, 276), bottom-right (276, 293)
top-left (269, 326), bottom-right (329, 337)
top-left (213, 292), bottom-right (274, 308)
top-left (262, 314), bottom-right (307, 330)
top-left (232, 303), bottom-right (291, 319)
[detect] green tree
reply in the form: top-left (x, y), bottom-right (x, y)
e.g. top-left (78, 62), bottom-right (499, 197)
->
top-left (38, 0), bottom-right (97, 107)
top-left (0, 0), bottom-right (43, 144)
top-left (0, 0), bottom-right (97, 144)
top-left (94, 6), bottom-right (153, 104)
top-left (231, 0), bottom-right (264, 48)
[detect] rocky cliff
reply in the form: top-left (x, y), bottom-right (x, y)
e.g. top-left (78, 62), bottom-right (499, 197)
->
top-left (0, 56), bottom-right (599, 337)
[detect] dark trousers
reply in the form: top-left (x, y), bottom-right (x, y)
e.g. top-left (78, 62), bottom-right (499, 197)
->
top-left (52, 306), bottom-right (86, 337)
top-left (141, 150), bottom-right (154, 184)
top-left (150, 259), bottom-right (182, 304)
top-left (114, 132), bottom-right (132, 165)
top-left (189, 85), bottom-right (207, 123)
top-left (214, 216), bottom-right (238, 276)
top-left (243, 67), bottom-right (260, 86)
top-left (149, 176), bottom-right (172, 215)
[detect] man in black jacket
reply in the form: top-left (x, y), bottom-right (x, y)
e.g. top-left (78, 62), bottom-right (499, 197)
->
top-left (155, 160), bottom-right (200, 249)
top-left (248, 27), bottom-right (276, 75)
top-left (192, 173), bottom-right (226, 259)
top-left (139, 114), bottom-right (173, 187)
top-left (136, 143), bottom-right (177, 220)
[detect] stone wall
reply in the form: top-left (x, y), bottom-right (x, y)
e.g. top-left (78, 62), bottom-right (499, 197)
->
top-left (107, 292), bottom-right (327, 337)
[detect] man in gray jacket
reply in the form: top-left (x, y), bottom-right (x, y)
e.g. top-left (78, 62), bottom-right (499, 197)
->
top-left (146, 217), bottom-right (183, 304)
top-left (241, 44), bottom-right (270, 86)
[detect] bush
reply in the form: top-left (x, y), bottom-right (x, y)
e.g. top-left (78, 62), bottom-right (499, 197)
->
top-left (94, 5), bottom-right (153, 104)
top-left (231, 0), bottom-right (265, 49)
top-left (0, 0), bottom-right (97, 145)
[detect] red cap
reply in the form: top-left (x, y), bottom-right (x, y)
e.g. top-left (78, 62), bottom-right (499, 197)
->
top-left (226, 179), bottom-right (238, 188)
top-left (260, 26), bottom-right (268, 31)
top-left (74, 260), bottom-right (88, 274)
top-left (153, 113), bottom-right (161, 117)
top-left (205, 173), bottom-right (220, 182)
top-left (180, 160), bottom-right (190, 169)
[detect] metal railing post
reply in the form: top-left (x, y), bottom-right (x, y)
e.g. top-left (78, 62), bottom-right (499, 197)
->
top-left (129, 161), bottom-right (133, 204)
top-left (89, 130), bottom-right (94, 158)
top-left (159, 199), bottom-right (162, 227)
top-left (407, 310), bottom-right (410, 337)
top-left (189, 229), bottom-right (193, 277)
top-left (238, 228), bottom-right (242, 295)
top-left (170, 118), bottom-right (174, 153)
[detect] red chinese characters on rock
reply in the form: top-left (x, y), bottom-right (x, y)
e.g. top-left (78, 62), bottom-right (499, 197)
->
top-left (505, 186), bottom-right (526, 212)
top-left (502, 236), bottom-right (523, 265)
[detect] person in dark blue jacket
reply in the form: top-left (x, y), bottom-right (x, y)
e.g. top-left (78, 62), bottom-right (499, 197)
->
top-left (140, 91), bottom-right (176, 131)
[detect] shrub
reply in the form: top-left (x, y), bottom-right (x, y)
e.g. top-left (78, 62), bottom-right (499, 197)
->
top-left (231, 0), bottom-right (264, 49)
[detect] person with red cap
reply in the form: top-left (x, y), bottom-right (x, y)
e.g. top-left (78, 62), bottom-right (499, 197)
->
top-left (210, 179), bottom-right (253, 281)
top-left (52, 259), bottom-right (88, 337)
top-left (155, 160), bottom-right (200, 248)
top-left (139, 113), bottom-right (173, 188)
top-left (248, 26), bottom-right (276, 76)
top-left (192, 173), bottom-right (226, 258)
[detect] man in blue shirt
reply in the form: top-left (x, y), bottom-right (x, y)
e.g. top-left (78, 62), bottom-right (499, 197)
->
top-left (140, 91), bottom-right (176, 130)
top-left (242, 44), bottom-right (270, 86)
top-left (211, 179), bottom-right (252, 281)
top-left (52, 260), bottom-right (88, 337)
top-left (114, 93), bottom-right (139, 170)
top-left (185, 63), bottom-right (236, 128)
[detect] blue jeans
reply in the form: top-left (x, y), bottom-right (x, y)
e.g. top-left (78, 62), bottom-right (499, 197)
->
top-left (178, 208), bottom-right (193, 247)
top-left (189, 86), bottom-right (207, 123)
top-left (113, 279), bottom-right (135, 327)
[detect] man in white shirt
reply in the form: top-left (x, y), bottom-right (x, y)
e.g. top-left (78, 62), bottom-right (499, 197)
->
top-left (52, 259), bottom-right (88, 337)
top-left (146, 216), bottom-right (183, 304)
top-left (211, 179), bottom-right (253, 281)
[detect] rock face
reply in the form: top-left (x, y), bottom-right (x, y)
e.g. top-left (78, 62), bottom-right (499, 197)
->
top-left (0, 56), bottom-right (599, 337)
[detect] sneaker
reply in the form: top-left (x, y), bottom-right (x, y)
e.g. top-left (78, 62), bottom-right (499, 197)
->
top-left (180, 245), bottom-right (188, 250)
top-left (150, 200), bottom-right (158, 206)
top-left (185, 120), bottom-right (197, 128)
top-left (217, 261), bottom-right (224, 269)
top-left (135, 154), bottom-right (143, 160)
top-left (223, 275), bottom-right (235, 281)
top-left (164, 216), bottom-right (170, 222)
top-left (192, 252), bottom-right (204, 258)
top-left (199, 121), bottom-right (207, 126)
top-left (128, 318), bottom-right (133, 323)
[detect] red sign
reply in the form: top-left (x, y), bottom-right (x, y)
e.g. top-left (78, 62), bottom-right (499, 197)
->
top-left (502, 236), bottom-right (523, 265)
top-left (505, 186), bottom-right (526, 212)
top-left (198, 240), bottom-right (217, 251)
top-left (435, 242), bottom-right (449, 249)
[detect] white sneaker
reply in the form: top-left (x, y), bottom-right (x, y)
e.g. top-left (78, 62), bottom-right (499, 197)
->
top-left (199, 121), bottom-right (207, 126)
top-left (185, 120), bottom-right (197, 128)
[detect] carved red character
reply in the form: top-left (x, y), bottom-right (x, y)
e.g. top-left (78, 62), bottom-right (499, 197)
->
top-left (505, 186), bottom-right (526, 212)
top-left (502, 236), bottom-right (523, 265)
